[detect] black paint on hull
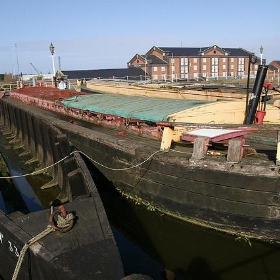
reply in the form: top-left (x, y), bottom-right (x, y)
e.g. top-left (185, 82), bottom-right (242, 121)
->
top-left (2, 97), bottom-right (280, 245)
top-left (0, 98), bottom-right (124, 279)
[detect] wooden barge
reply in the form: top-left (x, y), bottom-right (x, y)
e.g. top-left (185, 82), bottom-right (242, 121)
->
top-left (4, 65), bottom-right (280, 245)
top-left (0, 101), bottom-right (124, 280)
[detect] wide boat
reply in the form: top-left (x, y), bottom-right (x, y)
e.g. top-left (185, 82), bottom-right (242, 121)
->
top-left (3, 64), bottom-right (280, 245)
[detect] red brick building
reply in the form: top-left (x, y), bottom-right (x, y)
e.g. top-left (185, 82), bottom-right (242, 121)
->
top-left (268, 61), bottom-right (280, 86)
top-left (128, 45), bottom-right (262, 82)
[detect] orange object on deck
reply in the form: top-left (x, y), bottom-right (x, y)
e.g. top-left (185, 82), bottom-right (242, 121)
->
top-left (254, 110), bottom-right (266, 124)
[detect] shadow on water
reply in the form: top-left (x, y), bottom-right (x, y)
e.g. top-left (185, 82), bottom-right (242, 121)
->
top-left (1, 121), bottom-right (280, 280)
top-left (0, 126), bottom-right (60, 213)
top-left (84, 157), bottom-right (280, 280)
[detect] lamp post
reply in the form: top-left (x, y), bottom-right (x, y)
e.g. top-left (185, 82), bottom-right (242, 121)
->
top-left (144, 56), bottom-right (147, 81)
top-left (49, 42), bottom-right (55, 87)
top-left (260, 45), bottom-right (264, 65)
top-left (171, 53), bottom-right (174, 83)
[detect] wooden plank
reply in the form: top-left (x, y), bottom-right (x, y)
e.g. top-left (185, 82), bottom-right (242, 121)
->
top-left (192, 137), bottom-right (209, 159)
top-left (227, 137), bottom-right (244, 162)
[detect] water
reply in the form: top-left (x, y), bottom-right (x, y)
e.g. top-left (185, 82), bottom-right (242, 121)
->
top-left (0, 124), bottom-right (60, 213)
top-left (0, 125), bottom-right (164, 278)
top-left (1, 125), bottom-right (280, 280)
top-left (98, 185), bottom-right (280, 280)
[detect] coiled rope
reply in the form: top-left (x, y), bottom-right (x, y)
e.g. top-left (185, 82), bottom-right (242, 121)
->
top-left (6, 148), bottom-right (172, 278)
top-left (12, 205), bottom-right (75, 280)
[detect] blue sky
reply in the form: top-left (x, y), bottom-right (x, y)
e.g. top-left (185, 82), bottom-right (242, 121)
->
top-left (1, 0), bottom-right (279, 74)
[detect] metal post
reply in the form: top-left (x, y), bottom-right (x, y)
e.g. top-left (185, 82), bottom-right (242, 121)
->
top-left (244, 65), bottom-right (268, 124)
top-left (145, 57), bottom-right (147, 81)
top-left (171, 53), bottom-right (174, 83)
top-left (260, 45), bottom-right (263, 65)
top-left (49, 43), bottom-right (55, 87)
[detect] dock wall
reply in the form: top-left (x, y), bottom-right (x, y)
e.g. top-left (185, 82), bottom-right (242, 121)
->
top-left (0, 98), bottom-right (72, 199)
top-left (0, 97), bottom-right (125, 279)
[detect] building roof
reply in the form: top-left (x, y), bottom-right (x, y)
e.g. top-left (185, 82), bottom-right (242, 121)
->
top-left (158, 46), bottom-right (252, 57)
top-left (268, 64), bottom-right (278, 71)
top-left (144, 54), bottom-right (167, 65)
top-left (270, 61), bottom-right (280, 67)
top-left (61, 67), bottom-right (146, 80)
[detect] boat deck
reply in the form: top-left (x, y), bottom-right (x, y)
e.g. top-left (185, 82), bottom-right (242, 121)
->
top-left (61, 93), bottom-right (212, 122)
top-left (7, 87), bottom-right (280, 169)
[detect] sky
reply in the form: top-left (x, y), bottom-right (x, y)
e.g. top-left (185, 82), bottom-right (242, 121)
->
top-left (1, 0), bottom-right (279, 75)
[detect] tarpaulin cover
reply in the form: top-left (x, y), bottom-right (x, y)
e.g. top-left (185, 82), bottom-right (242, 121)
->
top-left (61, 94), bottom-right (212, 122)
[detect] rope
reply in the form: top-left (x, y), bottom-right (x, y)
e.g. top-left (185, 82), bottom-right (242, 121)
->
top-left (0, 153), bottom-right (73, 179)
top-left (78, 150), bottom-right (163, 171)
top-left (12, 226), bottom-right (55, 280)
top-left (0, 149), bottom-right (163, 179)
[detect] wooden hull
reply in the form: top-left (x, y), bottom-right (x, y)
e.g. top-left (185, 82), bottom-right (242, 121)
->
top-left (58, 123), bottom-right (280, 243)
top-left (4, 87), bottom-right (280, 244)
top-left (0, 100), bottom-right (124, 279)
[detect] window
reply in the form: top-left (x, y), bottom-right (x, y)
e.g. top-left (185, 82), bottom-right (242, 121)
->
top-left (231, 58), bottom-right (234, 63)
top-left (223, 58), bottom-right (226, 63)
top-left (153, 67), bottom-right (158, 72)
top-left (238, 65), bottom-right (244, 71)
top-left (181, 58), bottom-right (188, 65)
top-left (212, 57), bottom-right (218, 65)
top-left (230, 65), bottom-right (234, 69)
top-left (203, 65), bottom-right (206, 70)
top-left (223, 65), bottom-right (226, 70)
top-left (211, 65), bottom-right (218, 73)
top-left (194, 65), bottom-right (197, 71)
top-left (194, 58), bottom-right (197, 63)
top-left (181, 66), bottom-right (188, 74)
top-left (238, 57), bottom-right (245, 64)
top-left (203, 58), bottom-right (206, 63)
top-left (161, 66), bottom-right (165, 72)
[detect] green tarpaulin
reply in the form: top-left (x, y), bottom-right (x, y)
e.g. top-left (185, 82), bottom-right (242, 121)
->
top-left (61, 93), bottom-right (212, 122)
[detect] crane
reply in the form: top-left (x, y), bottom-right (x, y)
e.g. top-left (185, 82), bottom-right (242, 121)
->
top-left (30, 63), bottom-right (42, 75)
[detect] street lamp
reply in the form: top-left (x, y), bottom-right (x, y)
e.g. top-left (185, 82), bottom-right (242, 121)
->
top-left (171, 53), bottom-right (174, 83)
top-left (49, 42), bottom-right (56, 86)
top-left (260, 45), bottom-right (264, 65)
top-left (144, 56), bottom-right (147, 81)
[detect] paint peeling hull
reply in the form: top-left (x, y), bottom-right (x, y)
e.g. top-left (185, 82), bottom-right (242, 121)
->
top-left (5, 87), bottom-right (280, 245)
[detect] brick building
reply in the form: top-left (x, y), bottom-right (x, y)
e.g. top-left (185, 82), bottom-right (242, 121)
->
top-left (128, 45), bottom-right (262, 82)
top-left (268, 61), bottom-right (280, 86)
